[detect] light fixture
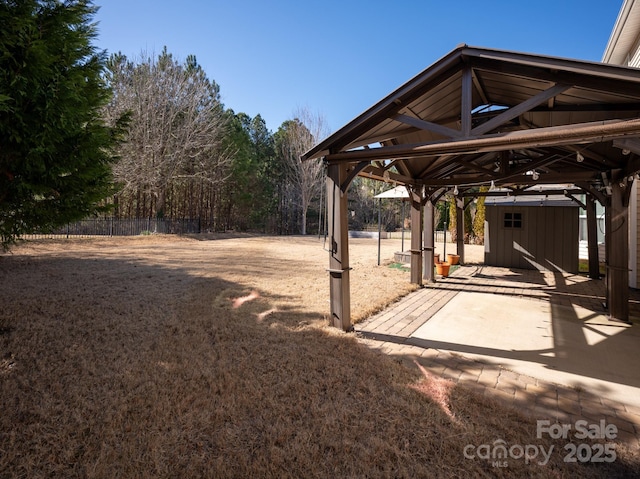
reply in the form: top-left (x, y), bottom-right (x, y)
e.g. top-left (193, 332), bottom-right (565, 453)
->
top-left (489, 180), bottom-right (496, 191)
top-left (383, 170), bottom-right (390, 182)
top-left (576, 152), bottom-right (585, 163)
top-left (453, 185), bottom-right (459, 196)
top-left (623, 149), bottom-right (631, 156)
top-left (532, 171), bottom-right (540, 181)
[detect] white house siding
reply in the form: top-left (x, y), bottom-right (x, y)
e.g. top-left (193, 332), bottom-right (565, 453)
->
top-left (603, 0), bottom-right (640, 288)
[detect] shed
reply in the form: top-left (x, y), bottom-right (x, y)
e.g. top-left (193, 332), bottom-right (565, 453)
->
top-left (484, 194), bottom-right (579, 273)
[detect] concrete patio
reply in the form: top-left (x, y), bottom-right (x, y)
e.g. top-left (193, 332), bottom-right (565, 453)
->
top-left (355, 263), bottom-right (640, 447)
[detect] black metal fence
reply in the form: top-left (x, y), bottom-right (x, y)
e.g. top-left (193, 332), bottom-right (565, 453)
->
top-left (23, 218), bottom-right (201, 239)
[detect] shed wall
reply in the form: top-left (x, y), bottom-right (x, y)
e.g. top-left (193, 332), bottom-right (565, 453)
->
top-left (484, 206), bottom-right (579, 273)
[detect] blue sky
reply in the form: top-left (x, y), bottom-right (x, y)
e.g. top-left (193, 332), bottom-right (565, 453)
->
top-left (94, 1), bottom-right (623, 134)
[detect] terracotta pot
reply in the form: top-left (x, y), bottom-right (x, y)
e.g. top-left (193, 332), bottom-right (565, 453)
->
top-left (436, 261), bottom-right (451, 277)
top-left (434, 253), bottom-right (440, 264)
top-left (447, 254), bottom-right (460, 265)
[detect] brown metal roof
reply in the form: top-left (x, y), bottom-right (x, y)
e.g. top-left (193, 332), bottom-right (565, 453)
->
top-left (303, 45), bottom-right (640, 191)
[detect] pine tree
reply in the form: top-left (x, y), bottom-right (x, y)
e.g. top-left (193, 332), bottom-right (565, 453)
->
top-left (0, 0), bottom-right (125, 249)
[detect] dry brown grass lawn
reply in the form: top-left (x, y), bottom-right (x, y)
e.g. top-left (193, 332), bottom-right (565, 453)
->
top-left (1, 234), bottom-right (638, 478)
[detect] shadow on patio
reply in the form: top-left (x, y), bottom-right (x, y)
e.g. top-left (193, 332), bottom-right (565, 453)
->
top-left (355, 264), bottom-right (640, 445)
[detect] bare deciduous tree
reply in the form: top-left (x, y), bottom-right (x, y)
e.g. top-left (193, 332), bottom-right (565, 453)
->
top-left (104, 49), bottom-right (231, 219)
top-left (276, 107), bottom-right (329, 235)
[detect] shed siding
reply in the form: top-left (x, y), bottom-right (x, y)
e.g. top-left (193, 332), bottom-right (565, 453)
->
top-left (485, 206), bottom-right (579, 273)
top-left (636, 183), bottom-right (640, 286)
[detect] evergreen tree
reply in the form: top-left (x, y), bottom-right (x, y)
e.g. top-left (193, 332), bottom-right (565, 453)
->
top-left (247, 115), bottom-right (278, 230)
top-left (0, 0), bottom-right (125, 249)
top-left (220, 111), bottom-right (254, 230)
top-left (219, 112), bottom-right (277, 231)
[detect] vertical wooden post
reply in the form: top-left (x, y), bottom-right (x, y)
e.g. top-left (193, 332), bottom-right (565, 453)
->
top-left (586, 194), bottom-right (600, 280)
top-left (423, 199), bottom-right (435, 283)
top-left (455, 196), bottom-right (465, 264)
top-left (410, 187), bottom-right (423, 285)
top-left (326, 162), bottom-right (351, 331)
top-left (606, 176), bottom-right (630, 322)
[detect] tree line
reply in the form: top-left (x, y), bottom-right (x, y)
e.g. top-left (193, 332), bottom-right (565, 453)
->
top-left (0, 0), bottom-right (333, 248)
top-left (0, 1), bottom-right (480, 249)
top-left (102, 47), bottom-right (332, 236)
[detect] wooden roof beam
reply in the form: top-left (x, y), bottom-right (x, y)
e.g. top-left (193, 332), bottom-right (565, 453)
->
top-left (382, 139), bottom-right (413, 178)
top-left (422, 161), bottom-right (469, 181)
top-left (471, 83), bottom-right (571, 136)
top-left (472, 69), bottom-right (489, 105)
top-left (454, 158), bottom-right (500, 177)
top-left (324, 118), bottom-right (640, 163)
top-left (461, 188), bottom-right (584, 197)
top-left (358, 164), bottom-right (420, 186)
top-left (393, 113), bottom-right (463, 139)
top-left (506, 157), bottom-right (569, 181)
top-left (418, 152), bottom-right (498, 180)
top-left (419, 170), bottom-right (597, 186)
top-left (415, 154), bottom-right (459, 179)
top-left (530, 103), bottom-right (640, 112)
top-left (390, 159), bottom-right (412, 177)
top-left (556, 145), bottom-right (618, 168)
top-left (461, 66), bottom-right (473, 136)
top-left (614, 138), bottom-right (640, 157)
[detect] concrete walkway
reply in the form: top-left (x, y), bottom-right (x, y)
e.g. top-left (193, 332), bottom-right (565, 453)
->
top-left (355, 264), bottom-right (640, 447)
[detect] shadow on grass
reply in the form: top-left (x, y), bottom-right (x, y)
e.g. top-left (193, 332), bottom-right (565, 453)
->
top-left (0, 251), bottom-right (638, 478)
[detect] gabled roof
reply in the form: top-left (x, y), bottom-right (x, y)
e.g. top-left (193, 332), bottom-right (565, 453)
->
top-left (304, 45), bottom-right (640, 191)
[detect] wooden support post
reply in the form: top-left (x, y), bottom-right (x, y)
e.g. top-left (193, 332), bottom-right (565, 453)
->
top-left (586, 194), bottom-right (600, 280)
top-left (423, 200), bottom-right (435, 283)
top-left (455, 196), bottom-right (465, 264)
top-left (606, 176), bottom-right (630, 323)
top-left (327, 163), bottom-right (352, 331)
top-left (410, 187), bottom-right (423, 285)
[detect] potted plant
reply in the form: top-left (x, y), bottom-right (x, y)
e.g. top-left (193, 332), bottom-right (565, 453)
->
top-left (436, 261), bottom-right (451, 277)
top-left (447, 253), bottom-right (460, 265)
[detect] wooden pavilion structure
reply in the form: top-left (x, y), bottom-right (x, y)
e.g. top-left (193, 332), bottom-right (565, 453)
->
top-left (302, 45), bottom-right (640, 331)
